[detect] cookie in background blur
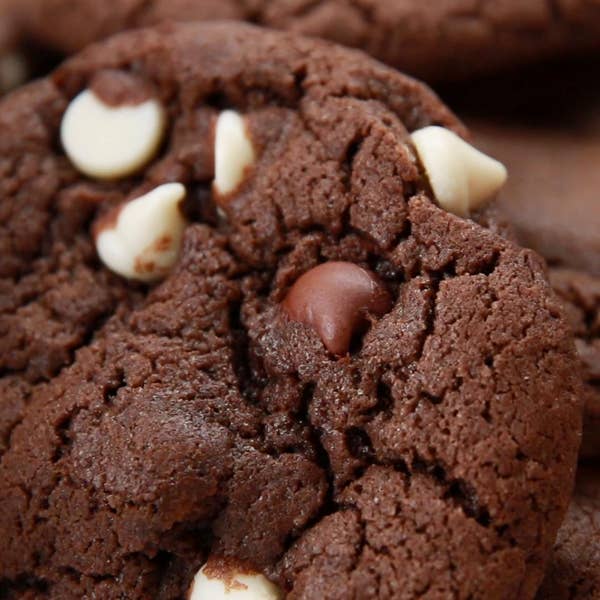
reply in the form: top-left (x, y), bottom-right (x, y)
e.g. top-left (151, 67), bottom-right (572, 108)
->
top-left (535, 464), bottom-right (600, 600)
top-left (2, 0), bottom-right (600, 88)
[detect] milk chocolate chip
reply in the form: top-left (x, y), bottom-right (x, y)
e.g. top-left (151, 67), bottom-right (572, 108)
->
top-left (282, 262), bottom-right (392, 356)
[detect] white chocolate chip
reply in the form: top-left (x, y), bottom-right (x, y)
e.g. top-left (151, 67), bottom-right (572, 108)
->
top-left (0, 52), bottom-right (28, 93)
top-left (214, 110), bottom-right (256, 196)
top-left (189, 563), bottom-right (283, 600)
top-left (410, 126), bottom-right (507, 217)
top-left (95, 183), bottom-right (187, 282)
top-left (61, 89), bottom-right (165, 180)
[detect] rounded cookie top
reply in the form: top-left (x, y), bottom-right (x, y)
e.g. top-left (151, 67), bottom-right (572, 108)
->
top-left (467, 73), bottom-right (600, 457)
top-left (0, 21), bottom-right (582, 599)
top-left (6, 0), bottom-right (600, 82)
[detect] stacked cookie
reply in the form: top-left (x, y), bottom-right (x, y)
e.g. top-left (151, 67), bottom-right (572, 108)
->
top-left (0, 4), bottom-right (598, 600)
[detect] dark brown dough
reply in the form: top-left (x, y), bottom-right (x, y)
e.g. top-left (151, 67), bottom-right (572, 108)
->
top-left (0, 22), bottom-right (582, 599)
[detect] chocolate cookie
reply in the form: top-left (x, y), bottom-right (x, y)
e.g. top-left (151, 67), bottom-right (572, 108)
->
top-left (3, 0), bottom-right (600, 86)
top-left (473, 122), bottom-right (600, 458)
top-left (464, 61), bottom-right (600, 457)
top-left (0, 22), bottom-right (582, 599)
top-left (536, 465), bottom-right (600, 600)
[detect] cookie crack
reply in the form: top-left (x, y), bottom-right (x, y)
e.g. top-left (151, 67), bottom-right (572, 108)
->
top-left (411, 455), bottom-right (492, 528)
top-left (0, 574), bottom-right (49, 597)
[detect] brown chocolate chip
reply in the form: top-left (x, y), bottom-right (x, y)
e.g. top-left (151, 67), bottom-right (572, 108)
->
top-left (282, 261), bottom-right (392, 356)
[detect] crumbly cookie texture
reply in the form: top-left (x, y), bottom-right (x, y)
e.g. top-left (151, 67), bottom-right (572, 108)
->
top-left (536, 466), bottom-right (600, 600)
top-left (472, 120), bottom-right (600, 457)
top-left (8, 0), bottom-right (600, 82)
top-left (0, 22), bottom-right (581, 600)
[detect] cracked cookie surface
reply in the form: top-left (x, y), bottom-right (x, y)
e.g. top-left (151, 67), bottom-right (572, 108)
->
top-left (471, 111), bottom-right (600, 458)
top-left (0, 22), bottom-right (583, 599)
top-left (4, 0), bottom-right (600, 83)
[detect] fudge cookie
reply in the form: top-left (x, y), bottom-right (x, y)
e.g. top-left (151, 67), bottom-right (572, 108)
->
top-left (4, 0), bottom-right (600, 84)
top-left (474, 121), bottom-right (600, 456)
top-left (536, 465), bottom-right (600, 600)
top-left (466, 68), bottom-right (600, 457)
top-left (0, 22), bottom-right (582, 599)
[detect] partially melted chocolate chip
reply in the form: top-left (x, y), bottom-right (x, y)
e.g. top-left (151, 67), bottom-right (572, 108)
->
top-left (282, 261), bottom-right (392, 356)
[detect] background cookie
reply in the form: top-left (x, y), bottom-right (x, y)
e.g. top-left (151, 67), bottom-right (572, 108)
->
top-left (536, 465), bottom-right (600, 600)
top-left (2, 0), bottom-right (600, 89)
top-left (445, 58), bottom-right (600, 458)
top-left (0, 0), bottom-right (27, 92)
top-left (0, 22), bottom-right (582, 599)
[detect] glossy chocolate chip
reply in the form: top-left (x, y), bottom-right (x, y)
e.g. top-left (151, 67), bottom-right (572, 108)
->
top-left (282, 261), bottom-right (392, 356)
